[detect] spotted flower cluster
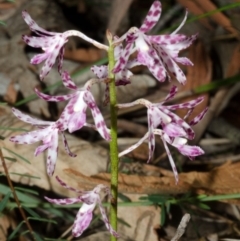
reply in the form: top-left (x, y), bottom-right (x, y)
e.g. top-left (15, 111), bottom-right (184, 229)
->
top-left (9, 0), bottom-right (207, 238)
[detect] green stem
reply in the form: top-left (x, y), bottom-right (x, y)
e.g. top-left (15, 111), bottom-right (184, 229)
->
top-left (107, 32), bottom-right (119, 241)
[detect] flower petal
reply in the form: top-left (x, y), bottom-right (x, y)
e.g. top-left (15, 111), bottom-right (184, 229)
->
top-left (91, 65), bottom-right (108, 79)
top-left (46, 129), bottom-right (58, 176)
top-left (139, 1), bottom-right (161, 33)
top-left (39, 36), bottom-right (66, 80)
top-left (58, 47), bottom-right (65, 74)
top-left (167, 96), bottom-right (204, 110)
top-left (162, 138), bottom-right (179, 183)
top-left (147, 108), bottom-right (156, 163)
top-left (149, 34), bottom-right (187, 45)
top-left (83, 91), bottom-right (110, 141)
top-left (163, 123), bottom-right (187, 138)
top-left (34, 143), bottom-right (49, 156)
top-left (113, 32), bottom-right (137, 73)
top-left (119, 132), bottom-right (149, 158)
top-left (60, 132), bottom-right (77, 157)
top-left (189, 107), bottom-right (208, 126)
top-left (35, 88), bottom-right (75, 102)
top-left (12, 108), bottom-right (52, 126)
top-left (45, 196), bottom-right (81, 205)
top-left (9, 127), bottom-right (50, 144)
top-left (171, 11), bottom-right (188, 35)
top-left (22, 11), bottom-right (56, 35)
top-left (177, 144), bottom-right (204, 157)
top-left (97, 197), bottom-right (119, 237)
top-left (72, 203), bottom-right (95, 237)
top-left (61, 71), bottom-right (78, 90)
top-left (55, 176), bottom-right (85, 194)
top-left (138, 48), bottom-right (167, 82)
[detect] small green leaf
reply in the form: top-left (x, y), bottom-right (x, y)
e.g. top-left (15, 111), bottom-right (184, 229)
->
top-left (15, 187), bottom-right (39, 196)
top-left (34, 232), bottom-right (44, 241)
top-left (196, 202), bottom-right (211, 210)
top-left (7, 220), bottom-right (24, 240)
top-left (0, 192), bottom-right (11, 212)
top-left (10, 172), bottom-right (41, 179)
top-left (117, 217), bottom-right (131, 228)
top-left (0, 184), bottom-right (40, 204)
top-left (3, 147), bottom-right (31, 164)
top-left (28, 217), bottom-right (57, 224)
top-left (118, 193), bottom-right (131, 202)
top-left (160, 203), bottom-right (166, 226)
top-left (24, 206), bottom-right (40, 218)
top-left (0, 126), bottom-right (29, 132)
top-left (3, 156), bottom-right (17, 162)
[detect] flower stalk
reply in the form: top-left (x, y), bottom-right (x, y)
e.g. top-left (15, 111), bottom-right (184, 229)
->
top-left (107, 30), bottom-right (119, 241)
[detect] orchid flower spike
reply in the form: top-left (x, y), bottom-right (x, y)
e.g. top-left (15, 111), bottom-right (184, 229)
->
top-left (22, 11), bottom-right (108, 80)
top-left (45, 176), bottom-right (119, 238)
top-left (35, 73), bottom-right (110, 141)
top-left (9, 108), bottom-right (76, 176)
top-left (113, 1), bottom-right (197, 84)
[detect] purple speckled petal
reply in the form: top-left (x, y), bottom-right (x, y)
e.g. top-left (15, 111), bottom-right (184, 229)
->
top-left (30, 52), bottom-right (48, 65)
top-left (161, 34), bottom-right (198, 56)
top-left (39, 36), bottom-right (66, 80)
top-left (45, 196), bottom-right (81, 205)
top-left (58, 47), bottom-right (65, 74)
top-left (9, 127), bottom-right (50, 144)
top-left (147, 108), bottom-right (155, 163)
top-left (83, 91), bottom-right (110, 141)
top-left (68, 111), bottom-right (86, 133)
top-left (34, 143), bottom-right (49, 156)
top-left (148, 34), bottom-right (187, 45)
top-left (126, 58), bottom-right (141, 69)
top-left (91, 65), bottom-right (108, 79)
top-left (35, 88), bottom-right (75, 102)
top-left (139, 1), bottom-right (161, 33)
top-left (161, 108), bottom-right (195, 140)
top-left (60, 132), bottom-right (77, 157)
top-left (161, 137), bottom-right (179, 183)
top-left (22, 11), bottom-right (56, 35)
top-left (167, 96), bottom-right (204, 110)
top-left (159, 51), bottom-right (186, 84)
top-left (113, 32), bottom-right (137, 73)
top-left (163, 123), bottom-right (187, 138)
top-left (61, 71), bottom-right (78, 90)
top-left (171, 10), bottom-right (188, 35)
top-left (138, 48), bottom-right (167, 82)
top-left (22, 35), bottom-right (56, 48)
top-left (119, 132), bottom-right (149, 158)
top-left (174, 57), bottom-right (193, 66)
top-left (55, 176), bottom-right (86, 194)
top-left (72, 203), bottom-right (95, 237)
top-left (189, 107), bottom-right (208, 126)
top-left (97, 197), bottom-right (119, 237)
top-left (163, 86), bottom-right (178, 102)
top-left (46, 129), bottom-right (59, 176)
top-left (177, 144), bottom-right (204, 158)
top-left (12, 108), bottom-right (52, 126)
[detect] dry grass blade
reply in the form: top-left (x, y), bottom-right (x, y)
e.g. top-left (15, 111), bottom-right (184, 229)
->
top-left (171, 214), bottom-right (190, 241)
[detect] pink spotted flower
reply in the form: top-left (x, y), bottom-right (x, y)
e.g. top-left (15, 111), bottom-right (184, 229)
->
top-left (118, 86), bottom-right (207, 182)
top-left (22, 11), bottom-right (108, 80)
top-left (45, 176), bottom-right (119, 238)
top-left (113, 1), bottom-right (197, 84)
top-left (35, 72), bottom-right (110, 141)
top-left (9, 108), bottom-right (76, 176)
